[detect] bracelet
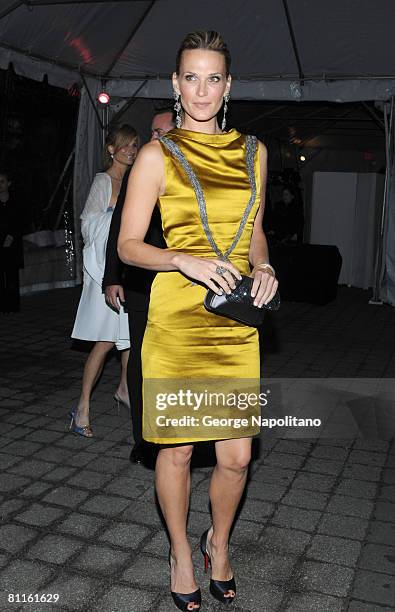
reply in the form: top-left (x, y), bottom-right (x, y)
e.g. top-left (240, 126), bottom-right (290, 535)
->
top-left (252, 262), bottom-right (275, 276)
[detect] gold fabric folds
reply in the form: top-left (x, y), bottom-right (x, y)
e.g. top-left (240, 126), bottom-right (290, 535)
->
top-left (142, 128), bottom-right (262, 444)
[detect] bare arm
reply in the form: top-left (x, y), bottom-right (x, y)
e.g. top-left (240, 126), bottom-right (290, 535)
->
top-left (118, 140), bottom-right (241, 296)
top-left (248, 141), bottom-right (278, 307)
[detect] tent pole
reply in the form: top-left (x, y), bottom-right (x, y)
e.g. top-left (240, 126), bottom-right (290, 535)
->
top-left (80, 73), bottom-right (103, 131)
top-left (370, 97), bottom-right (394, 305)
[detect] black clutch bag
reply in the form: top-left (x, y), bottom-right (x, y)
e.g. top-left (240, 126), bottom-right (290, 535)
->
top-left (204, 275), bottom-right (281, 327)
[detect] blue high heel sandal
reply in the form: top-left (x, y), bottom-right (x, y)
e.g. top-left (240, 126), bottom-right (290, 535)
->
top-left (69, 408), bottom-right (93, 438)
top-left (168, 549), bottom-right (201, 611)
top-left (200, 529), bottom-right (236, 605)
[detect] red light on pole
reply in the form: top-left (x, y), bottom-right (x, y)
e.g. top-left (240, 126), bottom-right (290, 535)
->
top-left (98, 92), bottom-right (110, 105)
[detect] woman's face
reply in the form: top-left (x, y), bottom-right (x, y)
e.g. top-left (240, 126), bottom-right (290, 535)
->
top-left (173, 49), bottom-right (231, 127)
top-left (110, 137), bottom-right (138, 167)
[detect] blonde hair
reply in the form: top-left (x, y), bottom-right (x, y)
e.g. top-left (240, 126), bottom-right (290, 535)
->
top-left (176, 30), bottom-right (231, 76)
top-left (103, 124), bottom-right (139, 170)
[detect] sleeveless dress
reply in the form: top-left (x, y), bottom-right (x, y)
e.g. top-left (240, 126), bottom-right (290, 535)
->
top-left (142, 128), bottom-right (261, 444)
top-left (71, 173), bottom-right (130, 350)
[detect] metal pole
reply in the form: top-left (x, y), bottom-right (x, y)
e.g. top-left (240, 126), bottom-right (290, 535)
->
top-left (370, 97), bottom-right (394, 304)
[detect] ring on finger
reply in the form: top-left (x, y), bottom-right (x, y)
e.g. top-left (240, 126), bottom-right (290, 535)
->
top-left (215, 265), bottom-right (227, 276)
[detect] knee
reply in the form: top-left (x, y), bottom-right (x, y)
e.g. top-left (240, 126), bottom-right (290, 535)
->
top-left (163, 445), bottom-right (194, 468)
top-left (218, 448), bottom-right (251, 474)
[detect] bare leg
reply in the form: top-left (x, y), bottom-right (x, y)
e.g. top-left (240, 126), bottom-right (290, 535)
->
top-left (155, 445), bottom-right (200, 609)
top-left (76, 341), bottom-right (114, 427)
top-left (206, 438), bottom-right (252, 595)
top-left (115, 349), bottom-right (130, 405)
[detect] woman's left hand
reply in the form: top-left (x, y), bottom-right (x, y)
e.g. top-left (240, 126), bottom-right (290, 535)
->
top-left (250, 269), bottom-right (278, 308)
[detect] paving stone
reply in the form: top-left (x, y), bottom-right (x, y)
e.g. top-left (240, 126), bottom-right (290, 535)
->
top-left (73, 544), bottom-right (130, 575)
top-left (20, 481), bottom-right (52, 498)
top-left (352, 569), bottom-right (395, 607)
top-left (238, 497), bottom-right (275, 522)
top-left (56, 511), bottom-right (107, 538)
top-left (42, 466), bottom-right (77, 482)
top-left (358, 542), bottom-right (395, 575)
top-left (8, 459), bottom-right (54, 478)
top-left (354, 439), bottom-right (390, 452)
top-left (245, 480), bottom-right (287, 502)
top-left (252, 465), bottom-right (296, 485)
top-left (221, 579), bottom-right (285, 612)
top-left (0, 498), bottom-right (25, 519)
top-left (234, 545), bottom-right (297, 583)
top-left (383, 469), bottom-right (395, 484)
top-left (44, 573), bottom-right (101, 611)
top-left (0, 559), bottom-right (53, 591)
top-left (380, 485), bottom-right (395, 503)
top-left (292, 472), bottom-right (336, 492)
top-left (65, 451), bottom-right (98, 468)
top-left (259, 526), bottom-right (311, 555)
top-left (374, 501), bottom-right (395, 523)
top-left (326, 495), bottom-right (374, 519)
top-left (282, 489), bottom-right (329, 510)
top-left (122, 553), bottom-right (168, 586)
top-left (42, 486), bottom-right (90, 508)
top-left (307, 534), bottom-right (361, 566)
top-left (335, 478), bottom-right (378, 499)
top-left (82, 456), bottom-right (128, 474)
top-left (99, 522), bottom-right (150, 548)
top-left (94, 585), bottom-right (157, 612)
top-left (67, 469), bottom-right (113, 490)
top-left (348, 450), bottom-right (387, 467)
top-left (348, 601), bottom-right (394, 612)
top-left (367, 520), bottom-right (395, 547)
top-left (298, 560), bottom-right (354, 596)
top-left (119, 500), bottom-right (161, 527)
top-left (285, 592), bottom-right (343, 612)
top-left (343, 462), bottom-right (383, 482)
top-left (303, 458), bottom-right (345, 476)
top-left (142, 530), bottom-right (173, 558)
top-left (0, 473), bottom-right (30, 493)
top-left (0, 452), bottom-right (22, 470)
top-left (0, 523), bottom-right (38, 553)
top-left (33, 446), bottom-right (74, 464)
top-left (1, 426), bottom-right (34, 439)
top-left (271, 505), bottom-right (322, 532)
top-left (15, 503), bottom-right (66, 526)
top-left (264, 452), bottom-right (305, 470)
top-left (311, 445), bottom-right (348, 461)
top-left (318, 513), bottom-right (369, 540)
top-left (23, 429), bottom-right (65, 444)
top-left (273, 440), bottom-right (313, 455)
top-left (80, 494), bottom-right (131, 517)
top-left (105, 475), bottom-right (151, 499)
top-left (27, 534), bottom-right (84, 564)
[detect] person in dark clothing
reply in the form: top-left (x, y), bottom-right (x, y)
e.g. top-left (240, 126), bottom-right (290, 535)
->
top-left (103, 110), bottom-right (174, 463)
top-left (0, 171), bottom-right (23, 313)
top-left (269, 186), bottom-right (304, 244)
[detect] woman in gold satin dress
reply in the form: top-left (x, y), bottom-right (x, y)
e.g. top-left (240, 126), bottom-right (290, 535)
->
top-left (119, 31), bottom-right (278, 612)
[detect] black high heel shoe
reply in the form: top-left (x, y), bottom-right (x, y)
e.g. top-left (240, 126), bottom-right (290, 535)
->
top-left (200, 529), bottom-right (236, 606)
top-left (168, 550), bottom-right (201, 611)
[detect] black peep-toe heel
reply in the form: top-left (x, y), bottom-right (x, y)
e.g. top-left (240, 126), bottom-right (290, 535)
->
top-left (200, 529), bottom-right (236, 605)
top-left (168, 549), bottom-right (201, 611)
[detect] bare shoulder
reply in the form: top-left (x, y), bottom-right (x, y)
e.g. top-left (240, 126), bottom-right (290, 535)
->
top-left (257, 139), bottom-right (268, 160)
top-left (134, 139), bottom-right (164, 168)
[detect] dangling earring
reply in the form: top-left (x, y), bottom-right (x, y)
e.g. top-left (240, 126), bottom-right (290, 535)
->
top-left (173, 91), bottom-right (182, 128)
top-left (221, 93), bottom-right (230, 131)
top-left (110, 153), bottom-right (114, 159)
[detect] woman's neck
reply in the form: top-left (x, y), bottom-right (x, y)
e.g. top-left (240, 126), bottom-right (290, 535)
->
top-left (182, 117), bottom-right (223, 135)
top-left (0, 192), bottom-right (9, 203)
top-left (107, 161), bottom-right (127, 181)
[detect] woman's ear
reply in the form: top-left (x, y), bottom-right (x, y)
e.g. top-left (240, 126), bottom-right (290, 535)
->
top-left (225, 74), bottom-right (232, 96)
top-left (172, 72), bottom-right (180, 96)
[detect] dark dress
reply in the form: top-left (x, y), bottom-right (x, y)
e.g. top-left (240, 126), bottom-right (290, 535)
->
top-left (102, 178), bottom-right (166, 445)
top-left (0, 196), bottom-right (23, 313)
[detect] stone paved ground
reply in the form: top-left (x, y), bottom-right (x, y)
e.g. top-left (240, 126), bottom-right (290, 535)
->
top-left (0, 286), bottom-right (395, 612)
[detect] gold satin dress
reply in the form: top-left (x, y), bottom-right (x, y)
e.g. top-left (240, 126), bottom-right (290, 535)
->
top-left (142, 128), bottom-right (261, 444)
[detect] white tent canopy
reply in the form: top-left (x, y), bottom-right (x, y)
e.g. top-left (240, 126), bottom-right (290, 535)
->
top-left (1, 0), bottom-right (395, 101)
top-left (1, 0), bottom-right (395, 304)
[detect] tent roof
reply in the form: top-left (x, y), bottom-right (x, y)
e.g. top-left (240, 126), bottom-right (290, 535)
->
top-left (1, 0), bottom-right (395, 101)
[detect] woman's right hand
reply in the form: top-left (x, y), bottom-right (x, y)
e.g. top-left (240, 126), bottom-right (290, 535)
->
top-left (172, 253), bottom-right (242, 294)
top-left (105, 284), bottom-right (125, 311)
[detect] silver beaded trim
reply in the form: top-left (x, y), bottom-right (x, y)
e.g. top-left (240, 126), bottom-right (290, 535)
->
top-left (159, 134), bottom-right (257, 261)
